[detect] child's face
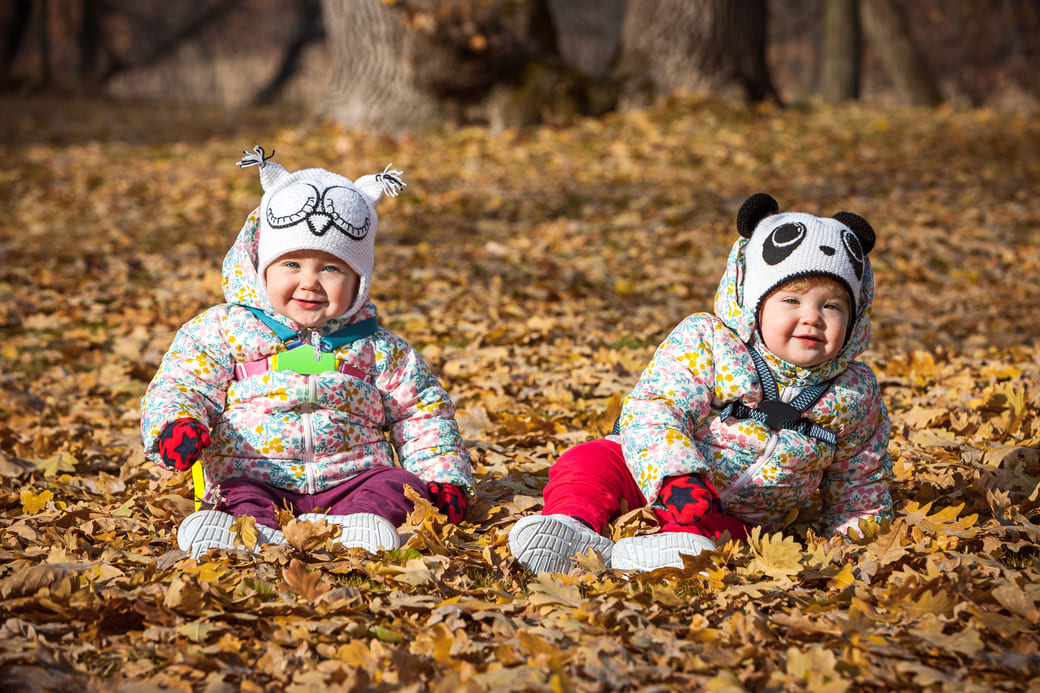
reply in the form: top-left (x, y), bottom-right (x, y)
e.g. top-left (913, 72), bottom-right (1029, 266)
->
top-left (264, 250), bottom-right (359, 328)
top-left (759, 278), bottom-right (850, 368)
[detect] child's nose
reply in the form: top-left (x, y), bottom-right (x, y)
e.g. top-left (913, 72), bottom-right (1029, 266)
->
top-left (802, 309), bottom-right (825, 325)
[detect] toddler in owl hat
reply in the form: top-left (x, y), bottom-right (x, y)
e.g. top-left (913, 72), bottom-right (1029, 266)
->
top-left (509, 193), bottom-right (893, 574)
top-left (141, 147), bottom-right (472, 558)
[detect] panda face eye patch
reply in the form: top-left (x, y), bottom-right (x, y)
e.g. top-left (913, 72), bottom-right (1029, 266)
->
top-left (763, 222), bottom-right (806, 265)
top-left (841, 229), bottom-right (865, 279)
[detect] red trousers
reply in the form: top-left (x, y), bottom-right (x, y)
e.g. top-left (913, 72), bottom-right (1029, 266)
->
top-left (542, 438), bottom-right (750, 542)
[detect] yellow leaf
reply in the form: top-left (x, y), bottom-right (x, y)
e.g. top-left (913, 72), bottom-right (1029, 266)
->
top-left (111, 499), bottom-right (135, 517)
top-left (177, 619), bottom-right (223, 643)
top-left (527, 573), bottom-right (584, 607)
top-left (786, 644), bottom-right (849, 693)
top-left (744, 531), bottom-right (802, 579)
top-left (36, 451), bottom-right (77, 478)
top-left (827, 562), bottom-right (856, 591)
top-left (901, 589), bottom-right (957, 618)
top-left (902, 501), bottom-right (978, 537)
top-left (20, 488), bottom-right (53, 514)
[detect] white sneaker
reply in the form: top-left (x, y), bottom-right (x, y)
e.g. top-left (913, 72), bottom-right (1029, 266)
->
top-left (297, 512), bottom-right (400, 553)
top-left (610, 532), bottom-right (716, 571)
top-left (177, 510), bottom-right (287, 558)
top-left (508, 514), bottom-right (614, 574)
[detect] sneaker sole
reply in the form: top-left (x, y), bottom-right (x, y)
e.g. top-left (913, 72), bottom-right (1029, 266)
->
top-left (297, 513), bottom-right (400, 552)
top-left (178, 511), bottom-right (286, 557)
top-left (177, 510), bottom-right (237, 555)
top-left (611, 533), bottom-right (715, 572)
top-left (508, 515), bottom-right (613, 574)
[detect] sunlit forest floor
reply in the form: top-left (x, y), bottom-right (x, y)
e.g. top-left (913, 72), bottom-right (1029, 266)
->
top-left (1, 95), bottom-right (1039, 691)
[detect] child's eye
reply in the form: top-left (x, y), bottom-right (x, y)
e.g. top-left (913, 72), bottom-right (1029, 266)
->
top-left (782, 297), bottom-right (800, 305)
top-left (283, 261), bottom-right (300, 269)
top-left (322, 265), bottom-right (342, 273)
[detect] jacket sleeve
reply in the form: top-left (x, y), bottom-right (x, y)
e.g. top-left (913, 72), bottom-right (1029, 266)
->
top-left (140, 307), bottom-right (235, 468)
top-left (373, 332), bottom-right (474, 495)
top-left (818, 365), bottom-right (894, 536)
top-left (619, 315), bottom-right (719, 505)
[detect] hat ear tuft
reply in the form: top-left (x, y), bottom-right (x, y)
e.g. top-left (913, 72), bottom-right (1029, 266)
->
top-left (833, 211), bottom-right (876, 253)
top-left (737, 193), bottom-right (780, 238)
top-left (355, 164), bottom-right (406, 205)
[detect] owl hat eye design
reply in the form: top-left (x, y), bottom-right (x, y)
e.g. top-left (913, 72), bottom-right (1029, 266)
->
top-left (735, 193), bottom-right (876, 340)
top-left (265, 183), bottom-right (372, 239)
top-left (238, 146), bottom-right (405, 320)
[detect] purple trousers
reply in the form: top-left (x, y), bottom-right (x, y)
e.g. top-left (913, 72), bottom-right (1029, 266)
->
top-left (216, 466), bottom-right (431, 530)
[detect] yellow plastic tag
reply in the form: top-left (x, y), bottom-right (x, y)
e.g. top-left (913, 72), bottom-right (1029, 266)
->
top-left (191, 461), bottom-right (205, 511)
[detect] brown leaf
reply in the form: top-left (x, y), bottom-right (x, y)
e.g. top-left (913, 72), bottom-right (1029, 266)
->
top-left (282, 558), bottom-right (332, 602)
top-left (0, 564), bottom-right (73, 600)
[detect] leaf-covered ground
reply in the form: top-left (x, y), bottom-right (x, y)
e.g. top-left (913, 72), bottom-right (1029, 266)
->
top-left (1, 95), bottom-right (1039, 692)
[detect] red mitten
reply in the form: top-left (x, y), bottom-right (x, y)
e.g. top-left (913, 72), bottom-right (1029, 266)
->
top-left (427, 481), bottom-right (467, 524)
top-left (657, 473), bottom-right (722, 526)
top-left (157, 418), bottom-right (211, 471)
top-left (653, 473), bottom-right (751, 542)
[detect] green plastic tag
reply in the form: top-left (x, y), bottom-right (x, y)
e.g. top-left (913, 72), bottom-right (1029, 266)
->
top-left (273, 344), bottom-right (338, 375)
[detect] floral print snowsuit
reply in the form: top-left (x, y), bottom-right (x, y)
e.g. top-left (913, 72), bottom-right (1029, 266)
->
top-left (141, 211), bottom-right (473, 504)
top-left (618, 239), bottom-right (892, 536)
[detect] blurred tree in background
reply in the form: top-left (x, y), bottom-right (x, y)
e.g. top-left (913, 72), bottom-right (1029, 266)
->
top-left (1, 0), bottom-right (1036, 130)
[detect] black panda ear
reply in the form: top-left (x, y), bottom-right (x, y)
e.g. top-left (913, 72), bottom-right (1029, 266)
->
top-left (833, 212), bottom-right (875, 253)
top-left (736, 193), bottom-right (780, 238)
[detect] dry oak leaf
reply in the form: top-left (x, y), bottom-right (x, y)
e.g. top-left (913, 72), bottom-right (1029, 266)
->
top-left (785, 644), bottom-right (849, 693)
top-left (282, 557), bottom-right (332, 602)
top-left (0, 563), bottom-right (73, 599)
top-left (20, 488), bottom-right (54, 515)
top-left (527, 573), bottom-right (584, 607)
top-left (163, 574), bottom-right (205, 616)
top-left (902, 501), bottom-right (979, 538)
top-left (908, 620), bottom-right (985, 657)
top-left (991, 580), bottom-right (1040, 623)
top-left (743, 528), bottom-right (803, 580)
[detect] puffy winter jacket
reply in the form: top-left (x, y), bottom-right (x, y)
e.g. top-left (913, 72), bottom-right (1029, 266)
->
top-left (141, 211), bottom-right (473, 503)
top-left (619, 237), bottom-right (892, 536)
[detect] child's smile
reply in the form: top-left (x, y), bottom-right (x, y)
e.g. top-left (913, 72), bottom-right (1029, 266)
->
top-left (264, 250), bottom-right (359, 327)
top-left (759, 279), bottom-right (850, 368)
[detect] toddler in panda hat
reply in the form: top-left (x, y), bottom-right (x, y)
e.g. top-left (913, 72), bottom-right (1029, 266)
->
top-left (510, 193), bottom-right (893, 574)
top-left (141, 147), bottom-right (472, 558)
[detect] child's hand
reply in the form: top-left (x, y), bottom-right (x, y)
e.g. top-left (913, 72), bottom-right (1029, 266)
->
top-left (426, 481), bottom-right (466, 524)
top-left (157, 418), bottom-right (211, 471)
top-left (657, 473), bottom-right (722, 526)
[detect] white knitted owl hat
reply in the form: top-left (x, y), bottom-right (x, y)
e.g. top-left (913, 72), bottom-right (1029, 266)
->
top-left (237, 146), bottom-right (405, 320)
top-left (736, 193), bottom-right (875, 335)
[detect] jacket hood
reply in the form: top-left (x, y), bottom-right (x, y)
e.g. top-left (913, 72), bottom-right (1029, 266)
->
top-left (713, 236), bottom-right (875, 386)
top-left (221, 209), bottom-right (377, 333)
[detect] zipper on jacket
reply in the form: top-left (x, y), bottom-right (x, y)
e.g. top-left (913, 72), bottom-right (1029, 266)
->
top-left (302, 375), bottom-right (317, 494)
top-left (718, 385), bottom-right (796, 503)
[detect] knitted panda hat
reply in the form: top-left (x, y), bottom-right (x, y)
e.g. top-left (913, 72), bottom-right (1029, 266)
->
top-left (736, 193), bottom-right (876, 339)
top-left (237, 146), bottom-right (405, 320)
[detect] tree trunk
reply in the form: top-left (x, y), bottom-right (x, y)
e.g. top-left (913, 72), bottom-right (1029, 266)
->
top-left (253, 0), bottom-right (324, 106)
top-left (320, 0), bottom-right (439, 131)
top-left (819, 0), bottom-right (860, 103)
top-left (1, 0), bottom-right (32, 83)
top-left (545, 0), bottom-right (624, 78)
top-left (616, 0), bottom-right (780, 108)
top-left (859, 0), bottom-right (942, 106)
